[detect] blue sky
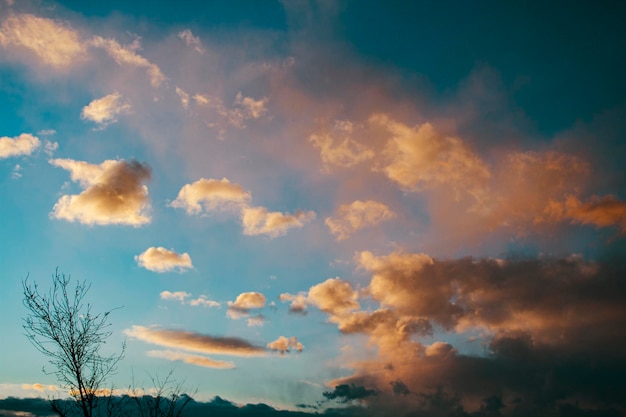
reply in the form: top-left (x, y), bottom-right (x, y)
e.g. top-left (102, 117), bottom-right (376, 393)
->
top-left (1, 1), bottom-right (626, 415)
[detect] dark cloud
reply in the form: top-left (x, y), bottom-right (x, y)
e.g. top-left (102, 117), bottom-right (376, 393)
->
top-left (322, 384), bottom-right (378, 403)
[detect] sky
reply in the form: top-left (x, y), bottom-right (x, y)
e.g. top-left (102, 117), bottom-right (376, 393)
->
top-left (1, 0), bottom-right (626, 416)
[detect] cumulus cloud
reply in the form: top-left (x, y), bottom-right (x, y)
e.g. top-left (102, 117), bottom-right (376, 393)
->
top-left (267, 336), bottom-right (304, 354)
top-left (325, 200), bottom-right (396, 240)
top-left (147, 350), bottom-right (235, 369)
top-left (307, 278), bottom-right (360, 318)
top-left (227, 292), bottom-right (266, 319)
top-left (241, 206), bottom-right (316, 238)
top-left (90, 36), bottom-right (165, 87)
top-left (279, 292), bottom-right (308, 315)
top-left (124, 326), bottom-right (266, 357)
top-left (50, 158), bottom-right (151, 226)
top-left (135, 247), bottom-right (193, 273)
top-left (178, 29), bottom-right (205, 54)
top-left (0, 133), bottom-right (40, 159)
top-left (81, 92), bottom-right (131, 127)
top-left (0, 14), bottom-right (87, 68)
top-left (170, 178), bottom-right (251, 214)
top-left (370, 114), bottom-right (490, 193)
top-left (308, 120), bottom-right (374, 171)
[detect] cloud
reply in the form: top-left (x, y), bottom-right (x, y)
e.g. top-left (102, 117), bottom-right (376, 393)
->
top-left (308, 120), bottom-right (374, 171)
top-left (227, 292), bottom-right (266, 319)
top-left (19, 384), bottom-right (58, 392)
top-left (247, 315), bottom-right (265, 327)
top-left (307, 278), bottom-right (359, 318)
top-left (325, 200), bottom-right (396, 240)
top-left (170, 178), bottom-right (251, 214)
top-left (81, 92), bottom-right (131, 127)
top-left (50, 158), bottom-right (151, 226)
top-left (279, 292), bottom-right (308, 315)
top-left (267, 336), bottom-right (304, 354)
top-left (0, 14), bottom-right (87, 68)
top-left (178, 29), bottom-right (205, 54)
top-left (135, 247), bottom-right (193, 273)
top-left (188, 296), bottom-right (220, 308)
top-left (545, 194), bottom-right (626, 232)
top-left (124, 326), bottom-right (266, 357)
top-left (323, 384), bottom-right (377, 403)
top-left (147, 350), bottom-right (235, 369)
top-left (90, 36), bottom-right (165, 87)
top-left (234, 92), bottom-right (268, 119)
top-left (241, 206), bottom-right (316, 238)
top-left (0, 133), bottom-right (40, 159)
top-left (370, 114), bottom-right (490, 193)
top-left (159, 291), bottom-right (191, 302)
top-left (175, 87), bottom-right (190, 109)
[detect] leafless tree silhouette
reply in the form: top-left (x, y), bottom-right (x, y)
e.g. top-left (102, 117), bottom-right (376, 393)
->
top-left (22, 269), bottom-right (125, 417)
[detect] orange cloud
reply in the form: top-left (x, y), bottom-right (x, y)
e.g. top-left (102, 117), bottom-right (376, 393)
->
top-left (241, 206), bottom-right (316, 238)
top-left (50, 158), bottom-right (151, 226)
top-left (147, 350), bottom-right (235, 369)
top-left (124, 326), bottom-right (266, 357)
top-left (170, 177), bottom-right (251, 214)
top-left (267, 336), bottom-right (304, 354)
top-left (135, 247), bottom-right (193, 273)
top-left (325, 200), bottom-right (396, 241)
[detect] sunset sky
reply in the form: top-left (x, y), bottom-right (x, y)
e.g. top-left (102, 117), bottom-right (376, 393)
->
top-left (1, 1), bottom-right (626, 416)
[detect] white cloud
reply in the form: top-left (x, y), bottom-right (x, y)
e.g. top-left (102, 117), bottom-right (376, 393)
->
top-left (188, 296), bottom-right (221, 308)
top-left (50, 158), bottom-right (151, 226)
top-left (0, 14), bottom-right (87, 68)
top-left (90, 36), bottom-right (166, 87)
top-left (136, 247), bottom-right (193, 273)
top-left (81, 92), bottom-right (131, 126)
top-left (170, 177), bottom-right (251, 214)
top-left (227, 292), bottom-right (266, 319)
top-left (325, 200), bottom-right (396, 240)
top-left (160, 291), bottom-right (191, 302)
top-left (0, 133), bottom-right (40, 159)
top-left (178, 29), bottom-right (205, 54)
top-left (241, 206), bottom-right (316, 238)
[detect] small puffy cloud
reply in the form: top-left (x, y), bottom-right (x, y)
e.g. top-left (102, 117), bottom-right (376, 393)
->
top-left (241, 206), bottom-right (316, 238)
top-left (279, 292), bottom-right (308, 314)
top-left (189, 295), bottom-right (220, 308)
top-left (370, 114), bottom-right (490, 192)
top-left (247, 315), bottom-right (265, 327)
top-left (170, 177), bottom-right (251, 214)
top-left (135, 247), bottom-right (193, 273)
top-left (267, 336), bottom-right (304, 354)
top-left (0, 133), bottom-right (40, 159)
top-left (0, 14), bottom-right (87, 68)
top-left (227, 292), bottom-right (266, 319)
top-left (178, 29), bottom-right (205, 54)
top-left (81, 92), bottom-right (131, 127)
top-left (90, 36), bottom-right (165, 87)
top-left (326, 200), bottom-right (396, 240)
top-left (159, 291), bottom-right (191, 302)
top-left (147, 350), bottom-right (235, 369)
top-left (124, 325), bottom-right (266, 356)
top-left (308, 121), bottom-right (374, 171)
top-left (545, 194), bottom-right (626, 232)
top-left (234, 92), bottom-right (268, 119)
top-left (50, 158), bottom-right (151, 226)
top-left (43, 140), bottom-right (58, 156)
top-left (307, 278), bottom-right (359, 317)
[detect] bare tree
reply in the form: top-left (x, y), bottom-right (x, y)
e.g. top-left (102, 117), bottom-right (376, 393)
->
top-left (22, 269), bottom-right (125, 417)
top-left (129, 370), bottom-right (196, 417)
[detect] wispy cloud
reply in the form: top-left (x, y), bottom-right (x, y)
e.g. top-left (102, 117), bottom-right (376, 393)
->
top-left (178, 29), bottom-right (205, 54)
top-left (325, 200), bottom-right (396, 241)
top-left (124, 326), bottom-right (266, 357)
top-left (147, 350), bottom-right (235, 369)
top-left (81, 92), bottom-right (131, 127)
top-left (241, 206), bottom-right (316, 238)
